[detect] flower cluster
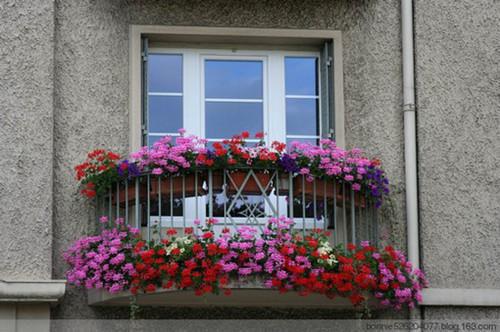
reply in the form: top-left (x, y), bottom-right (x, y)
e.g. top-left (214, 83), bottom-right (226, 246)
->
top-left (63, 217), bottom-right (140, 294)
top-left (286, 139), bottom-right (390, 207)
top-left (76, 130), bottom-right (389, 206)
top-left (74, 149), bottom-right (121, 198)
top-left (64, 217), bottom-right (428, 310)
top-left (200, 131), bottom-right (286, 169)
top-left (129, 129), bottom-right (207, 175)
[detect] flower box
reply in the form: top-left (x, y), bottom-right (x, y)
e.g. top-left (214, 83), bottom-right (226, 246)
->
top-left (212, 170), bottom-right (273, 195)
top-left (150, 174), bottom-right (205, 198)
top-left (293, 179), bottom-right (366, 208)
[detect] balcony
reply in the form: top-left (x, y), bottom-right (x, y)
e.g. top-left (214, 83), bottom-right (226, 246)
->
top-left (68, 135), bottom-right (425, 311)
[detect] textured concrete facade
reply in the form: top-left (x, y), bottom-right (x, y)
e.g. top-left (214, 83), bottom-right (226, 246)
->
top-left (0, 0), bottom-right (55, 280)
top-left (414, 0), bottom-right (500, 318)
top-left (0, 0), bottom-right (498, 321)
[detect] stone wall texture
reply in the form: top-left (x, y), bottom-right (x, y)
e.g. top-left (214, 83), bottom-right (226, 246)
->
top-left (415, 0), bottom-right (500, 289)
top-left (414, 0), bottom-right (500, 318)
top-left (0, 0), bottom-right (55, 280)
top-left (0, 0), bottom-right (498, 320)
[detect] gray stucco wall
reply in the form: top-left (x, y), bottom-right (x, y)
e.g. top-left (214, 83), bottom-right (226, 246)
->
top-left (0, 0), bottom-right (55, 280)
top-left (415, 0), bottom-right (500, 318)
top-left (415, 0), bottom-right (500, 288)
top-left (50, 0), bottom-right (406, 319)
top-left (2, 0), bottom-right (497, 320)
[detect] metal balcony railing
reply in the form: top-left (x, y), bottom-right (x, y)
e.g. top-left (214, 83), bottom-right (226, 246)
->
top-left (95, 167), bottom-right (378, 247)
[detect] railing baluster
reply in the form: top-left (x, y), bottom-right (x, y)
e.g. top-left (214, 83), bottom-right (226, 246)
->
top-left (323, 180), bottom-right (327, 231)
top-left (301, 175), bottom-right (306, 235)
top-left (108, 187), bottom-right (112, 221)
top-left (135, 177), bottom-right (139, 229)
top-left (125, 179), bottom-right (128, 225)
top-left (350, 185), bottom-right (356, 245)
top-left (101, 195), bottom-right (105, 221)
top-left (116, 182), bottom-right (120, 219)
top-left (170, 176), bottom-right (173, 229)
top-left (147, 174), bottom-right (151, 242)
top-left (374, 201), bottom-right (379, 247)
top-left (275, 170), bottom-right (279, 217)
top-left (208, 170), bottom-right (213, 218)
top-left (182, 174), bottom-right (186, 229)
top-left (333, 180), bottom-right (337, 244)
top-left (195, 171), bottom-right (199, 220)
top-left (158, 176), bottom-right (162, 241)
top-left (313, 179), bottom-right (317, 229)
top-left (342, 182), bottom-right (347, 247)
top-left (223, 169), bottom-right (227, 226)
top-left (288, 173), bottom-right (294, 219)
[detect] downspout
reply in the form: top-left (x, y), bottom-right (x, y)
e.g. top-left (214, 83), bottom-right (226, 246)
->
top-left (401, 0), bottom-right (420, 269)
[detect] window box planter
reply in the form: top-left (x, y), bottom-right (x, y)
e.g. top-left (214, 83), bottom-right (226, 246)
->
top-left (294, 179), bottom-right (366, 208)
top-left (212, 170), bottom-right (273, 195)
top-left (150, 174), bottom-right (205, 198)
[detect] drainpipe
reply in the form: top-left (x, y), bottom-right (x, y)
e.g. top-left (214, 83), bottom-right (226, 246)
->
top-left (402, 0), bottom-right (420, 270)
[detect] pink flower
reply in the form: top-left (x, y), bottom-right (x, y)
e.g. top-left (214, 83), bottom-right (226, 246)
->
top-left (152, 168), bottom-right (163, 175)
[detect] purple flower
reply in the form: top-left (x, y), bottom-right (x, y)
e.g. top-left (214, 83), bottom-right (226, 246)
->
top-left (278, 154), bottom-right (299, 173)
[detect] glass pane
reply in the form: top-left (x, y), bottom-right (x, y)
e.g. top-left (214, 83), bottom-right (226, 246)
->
top-left (148, 135), bottom-right (180, 147)
top-left (205, 60), bottom-right (263, 99)
top-left (148, 54), bottom-right (182, 93)
top-left (149, 95), bottom-right (183, 133)
top-left (285, 57), bottom-right (318, 96)
top-left (286, 98), bottom-right (318, 136)
top-left (205, 102), bottom-right (263, 138)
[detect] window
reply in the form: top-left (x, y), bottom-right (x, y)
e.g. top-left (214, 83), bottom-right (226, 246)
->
top-left (142, 48), bottom-right (326, 146)
top-left (129, 27), bottom-right (344, 228)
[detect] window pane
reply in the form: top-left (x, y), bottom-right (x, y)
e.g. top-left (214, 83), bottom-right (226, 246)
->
top-left (148, 54), bottom-right (182, 93)
top-left (286, 99), bottom-right (318, 136)
top-left (205, 102), bottom-right (263, 138)
top-left (285, 57), bottom-right (318, 95)
top-left (149, 95), bottom-right (183, 133)
top-left (148, 135), bottom-right (180, 147)
top-left (148, 135), bottom-right (164, 147)
top-left (205, 60), bottom-right (263, 99)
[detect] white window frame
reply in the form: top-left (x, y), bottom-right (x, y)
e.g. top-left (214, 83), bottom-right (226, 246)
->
top-left (130, 25), bottom-right (345, 152)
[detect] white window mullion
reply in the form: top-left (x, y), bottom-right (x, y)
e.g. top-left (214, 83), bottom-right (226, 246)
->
top-left (183, 51), bottom-right (201, 137)
top-left (267, 53), bottom-right (286, 143)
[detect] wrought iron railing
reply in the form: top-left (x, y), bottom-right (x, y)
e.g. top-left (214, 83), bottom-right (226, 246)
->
top-left (95, 167), bottom-right (378, 247)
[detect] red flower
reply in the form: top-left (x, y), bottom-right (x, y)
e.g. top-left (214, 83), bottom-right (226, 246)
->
top-left (192, 243), bottom-right (203, 253)
top-left (241, 131), bottom-right (250, 139)
top-left (207, 243), bottom-right (218, 256)
top-left (166, 228), bottom-right (177, 236)
top-left (144, 284), bottom-right (156, 293)
top-left (184, 227), bottom-right (193, 235)
top-left (307, 240), bottom-right (318, 249)
top-left (349, 294), bottom-right (365, 305)
top-left (202, 232), bottom-right (213, 240)
top-left (255, 132), bottom-right (264, 139)
top-left (347, 243), bottom-right (357, 251)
